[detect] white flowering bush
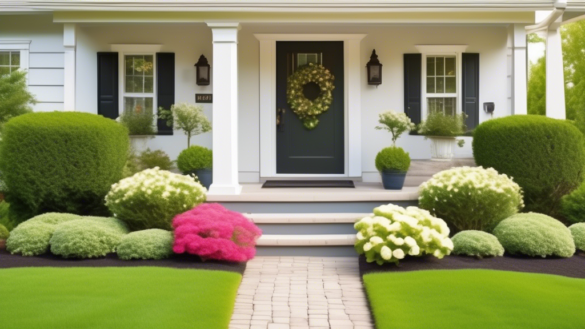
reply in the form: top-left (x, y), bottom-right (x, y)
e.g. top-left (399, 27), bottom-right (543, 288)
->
top-left (419, 166), bottom-right (524, 232)
top-left (375, 111), bottom-right (416, 146)
top-left (105, 167), bottom-right (206, 231)
top-left (354, 204), bottom-right (453, 265)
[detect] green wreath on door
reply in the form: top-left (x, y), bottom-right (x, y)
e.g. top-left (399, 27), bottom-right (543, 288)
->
top-left (286, 63), bottom-right (335, 130)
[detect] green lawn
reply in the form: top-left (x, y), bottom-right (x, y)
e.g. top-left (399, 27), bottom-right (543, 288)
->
top-left (0, 267), bottom-right (241, 329)
top-left (364, 269), bottom-right (585, 329)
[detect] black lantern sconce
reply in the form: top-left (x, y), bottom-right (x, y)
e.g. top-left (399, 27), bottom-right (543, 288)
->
top-left (195, 55), bottom-right (210, 86)
top-left (366, 49), bottom-right (382, 86)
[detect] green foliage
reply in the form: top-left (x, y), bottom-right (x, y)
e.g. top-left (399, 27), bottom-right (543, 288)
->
top-left (105, 168), bottom-right (207, 231)
top-left (0, 70), bottom-right (35, 128)
top-left (375, 147), bottom-right (410, 172)
top-left (123, 148), bottom-right (174, 177)
top-left (159, 103), bottom-right (211, 147)
top-left (563, 20), bottom-right (585, 121)
top-left (418, 111), bottom-right (466, 137)
top-left (354, 204), bottom-right (453, 265)
top-left (119, 107), bottom-right (156, 135)
top-left (419, 167), bottom-right (524, 232)
top-left (0, 224), bottom-right (9, 240)
top-left (451, 230), bottom-right (504, 258)
top-left (50, 217), bottom-right (129, 259)
top-left (473, 115), bottom-right (585, 217)
top-left (561, 182), bottom-right (585, 224)
top-left (493, 213), bottom-right (575, 258)
top-left (6, 213), bottom-right (81, 256)
top-left (117, 229), bottom-right (174, 260)
top-left (177, 146), bottom-right (213, 172)
top-left (0, 201), bottom-right (16, 231)
top-left (375, 111), bottom-right (415, 146)
top-left (527, 56), bottom-right (546, 116)
top-left (0, 112), bottom-right (129, 223)
top-left (569, 223), bottom-right (585, 251)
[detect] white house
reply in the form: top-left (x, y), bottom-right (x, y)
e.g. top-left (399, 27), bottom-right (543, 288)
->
top-left (1, 0), bottom-right (584, 198)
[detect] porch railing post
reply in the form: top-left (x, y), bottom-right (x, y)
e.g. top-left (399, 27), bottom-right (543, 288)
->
top-left (545, 16), bottom-right (566, 120)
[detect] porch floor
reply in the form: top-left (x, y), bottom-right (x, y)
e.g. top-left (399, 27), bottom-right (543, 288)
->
top-left (207, 183), bottom-right (418, 203)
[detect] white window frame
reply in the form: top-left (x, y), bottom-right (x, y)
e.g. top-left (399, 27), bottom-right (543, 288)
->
top-left (416, 45), bottom-right (468, 119)
top-left (0, 40), bottom-right (31, 81)
top-left (111, 44), bottom-right (161, 118)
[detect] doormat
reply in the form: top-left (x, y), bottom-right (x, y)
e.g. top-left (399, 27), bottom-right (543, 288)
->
top-left (262, 180), bottom-right (355, 188)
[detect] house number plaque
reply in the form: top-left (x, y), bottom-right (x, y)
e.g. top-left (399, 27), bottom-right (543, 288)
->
top-left (196, 94), bottom-right (213, 103)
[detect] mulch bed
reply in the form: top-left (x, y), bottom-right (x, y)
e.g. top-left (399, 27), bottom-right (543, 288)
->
top-left (359, 252), bottom-right (585, 279)
top-left (0, 249), bottom-right (246, 275)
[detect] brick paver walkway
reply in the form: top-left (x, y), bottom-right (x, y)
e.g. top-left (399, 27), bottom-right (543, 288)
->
top-left (229, 257), bottom-right (374, 329)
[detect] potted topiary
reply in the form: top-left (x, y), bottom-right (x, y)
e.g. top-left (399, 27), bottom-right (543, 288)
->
top-left (177, 145), bottom-right (213, 190)
top-left (375, 111), bottom-right (415, 190)
top-left (118, 104), bottom-right (157, 153)
top-left (159, 103), bottom-right (211, 148)
top-left (418, 111), bottom-right (466, 161)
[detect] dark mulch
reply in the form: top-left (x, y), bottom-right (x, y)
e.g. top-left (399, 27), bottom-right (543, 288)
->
top-left (0, 249), bottom-right (246, 275)
top-left (359, 252), bottom-right (585, 279)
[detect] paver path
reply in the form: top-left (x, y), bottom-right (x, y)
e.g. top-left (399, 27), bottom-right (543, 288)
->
top-left (230, 257), bottom-right (374, 329)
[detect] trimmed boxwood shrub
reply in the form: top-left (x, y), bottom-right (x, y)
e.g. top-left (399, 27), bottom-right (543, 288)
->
top-left (375, 147), bottom-right (410, 172)
top-left (6, 213), bottom-right (81, 256)
top-left (0, 112), bottom-right (129, 224)
top-left (561, 182), bottom-right (585, 224)
top-left (177, 146), bottom-right (212, 173)
top-left (452, 230), bottom-right (504, 258)
top-left (50, 217), bottom-right (129, 259)
top-left (493, 213), bottom-right (575, 258)
top-left (569, 223), bottom-right (585, 251)
top-left (473, 115), bottom-right (585, 217)
top-left (117, 229), bottom-right (174, 260)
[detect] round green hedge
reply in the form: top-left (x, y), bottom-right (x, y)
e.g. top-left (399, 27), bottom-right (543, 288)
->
top-left (6, 213), bottom-right (81, 256)
top-left (493, 213), bottom-right (575, 258)
top-left (117, 229), bottom-right (174, 260)
top-left (177, 146), bottom-right (212, 173)
top-left (569, 223), bottom-right (585, 251)
top-left (452, 230), bottom-right (504, 258)
top-left (375, 147), bottom-right (411, 172)
top-left (49, 217), bottom-right (129, 259)
top-left (0, 224), bottom-right (9, 240)
top-left (0, 112), bottom-right (129, 224)
top-left (561, 182), bottom-right (585, 224)
top-left (473, 115), bottom-right (585, 217)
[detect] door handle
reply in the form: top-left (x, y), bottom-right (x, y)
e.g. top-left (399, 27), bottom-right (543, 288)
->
top-left (277, 108), bottom-right (285, 130)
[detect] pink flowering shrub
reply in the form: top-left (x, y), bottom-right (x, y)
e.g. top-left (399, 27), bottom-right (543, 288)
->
top-left (172, 203), bottom-right (262, 262)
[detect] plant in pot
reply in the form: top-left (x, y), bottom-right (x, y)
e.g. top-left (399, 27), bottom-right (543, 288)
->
top-left (177, 146), bottom-right (213, 190)
top-left (119, 103), bottom-right (156, 153)
top-left (375, 111), bottom-right (414, 190)
top-left (418, 111), bottom-right (466, 161)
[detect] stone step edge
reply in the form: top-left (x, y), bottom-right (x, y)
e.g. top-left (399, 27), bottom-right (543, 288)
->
top-left (245, 213), bottom-right (370, 224)
top-left (257, 234), bottom-right (356, 246)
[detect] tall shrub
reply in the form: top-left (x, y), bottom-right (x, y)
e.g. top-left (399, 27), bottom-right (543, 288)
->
top-left (473, 115), bottom-right (585, 217)
top-left (0, 70), bottom-right (35, 128)
top-left (0, 112), bottom-right (129, 223)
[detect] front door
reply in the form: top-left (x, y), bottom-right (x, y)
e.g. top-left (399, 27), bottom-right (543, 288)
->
top-left (276, 41), bottom-right (344, 174)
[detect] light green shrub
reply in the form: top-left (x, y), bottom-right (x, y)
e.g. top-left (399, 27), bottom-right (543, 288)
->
top-left (354, 204), bottom-right (453, 265)
top-left (0, 201), bottom-right (16, 231)
top-left (452, 230), bottom-right (504, 258)
top-left (177, 146), bottom-right (212, 173)
top-left (0, 224), bottom-right (9, 240)
top-left (561, 182), bottom-right (585, 224)
top-left (418, 111), bottom-right (466, 137)
top-left (105, 168), bottom-right (207, 230)
top-left (117, 229), bottom-right (174, 260)
top-left (569, 223), bottom-right (585, 251)
top-left (419, 166), bottom-right (524, 232)
top-left (6, 213), bottom-right (81, 256)
top-left (493, 213), bottom-right (575, 258)
top-left (49, 217), bottom-right (129, 259)
top-left (375, 147), bottom-right (410, 172)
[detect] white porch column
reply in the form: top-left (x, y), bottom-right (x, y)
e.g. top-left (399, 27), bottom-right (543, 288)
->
top-left (63, 24), bottom-right (76, 111)
top-left (545, 16), bottom-right (566, 119)
top-left (207, 22), bottom-right (242, 195)
top-left (511, 24), bottom-right (528, 115)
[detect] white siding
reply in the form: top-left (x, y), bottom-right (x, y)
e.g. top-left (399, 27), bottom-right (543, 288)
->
top-left (28, 68), bottom-right (64, 85)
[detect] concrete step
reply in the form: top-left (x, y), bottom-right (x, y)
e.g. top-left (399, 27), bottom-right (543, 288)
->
top-left (257, 234), bottom-right (356, 246)
top-left (245, 213), bottom-right (368, 224)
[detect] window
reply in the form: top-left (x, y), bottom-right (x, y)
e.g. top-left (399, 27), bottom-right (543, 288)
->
top-left (0, 51), bottom-right (20, 76)
top-left (426, 56), bottom-right (457, 115)
top-left (123, 54), bottom-right (155, 115)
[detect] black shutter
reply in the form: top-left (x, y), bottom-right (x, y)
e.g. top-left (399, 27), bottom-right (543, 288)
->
top-left (157, 52), bottom-right (175, 135)
top-left (97, 52), bottom-right (118, 120)
top-left (404, 53), bottom-right (422, 125)
top-left (462, 53), bottom-right (480, 130)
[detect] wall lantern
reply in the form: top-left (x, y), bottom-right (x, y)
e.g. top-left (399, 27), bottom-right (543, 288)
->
top-left (195, 54), bottom-right (210, 86)
top-left (366, 49), bottom-right (382, 86)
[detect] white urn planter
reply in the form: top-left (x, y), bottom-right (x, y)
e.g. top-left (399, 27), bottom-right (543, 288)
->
top-left (429, 136), bottom-right (456, 161)
top-left (129, 135), bottom-right (154, 153)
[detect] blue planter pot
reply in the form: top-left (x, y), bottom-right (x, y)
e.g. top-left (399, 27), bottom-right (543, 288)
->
top-left (188, 169), bottom-right (213, 190)
top-left (380, 170), bottom-right (407, 190)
